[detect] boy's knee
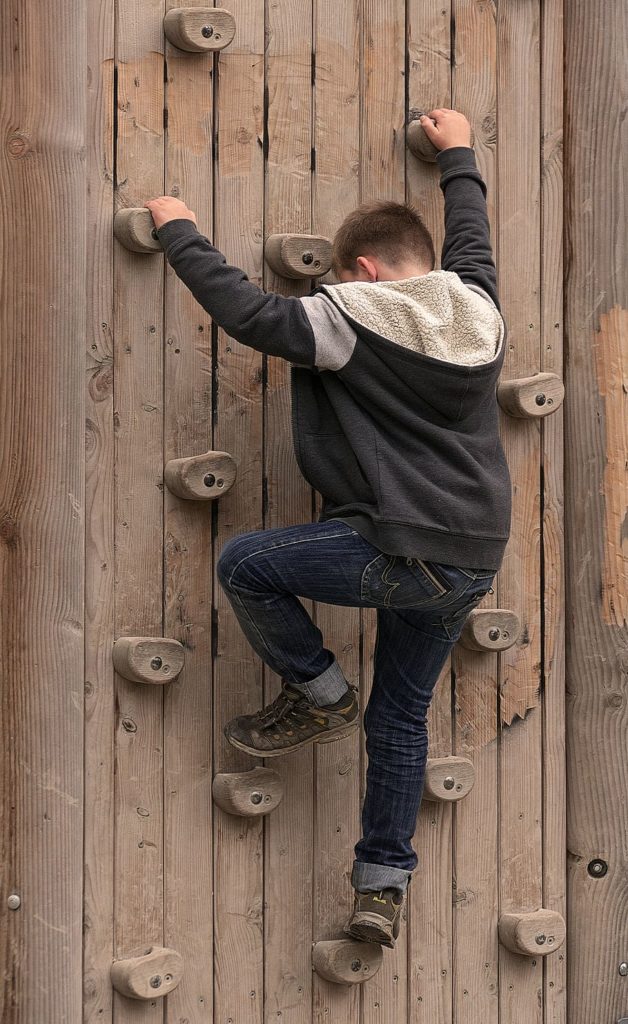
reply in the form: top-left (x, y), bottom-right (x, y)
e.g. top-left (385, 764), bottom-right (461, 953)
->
top-left (216, 532), bottom-right (260, 589)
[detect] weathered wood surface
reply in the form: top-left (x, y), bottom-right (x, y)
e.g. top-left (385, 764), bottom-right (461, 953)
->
top-left (564, 0), bottom-right (627, 1020)
top-left (212, 2), bottom-right (265, 1020)
top-left (5, 0), bottom-right (623, 1020)
top-left (0, 2), bottom-right (86, 1022)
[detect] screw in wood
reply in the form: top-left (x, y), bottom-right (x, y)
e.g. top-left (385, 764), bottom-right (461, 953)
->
top-left (351, 959), bottom-right (362, 972)
top-left (150, 657), bottom-right (163, 670)
top-left (443, 776), bottom-right (455, 790)
top-left (204, 474), bottom-right (216, 487)
top-left (201, 25), bottom-right (214, 37)
top-left (217, 478), bottom-right (224, 487)
top-left (250, 791), bottom-right (263, 805)
top-left (302, 252), bottom-right (314, 265)
top-left (619, 962), bottom-right (628, 976)
top-left (151, 228), bottom-right (159, 240)
top-left (488, 628), bottom-right (501, 641)
top-left (8, 894), bottom-right (21, 910)
top-left (535, 934), bottom-right (547, 945)
top-left (149, 975), bottom-right (162, 988)
top-left (535, 393), bottom-right (547, 405)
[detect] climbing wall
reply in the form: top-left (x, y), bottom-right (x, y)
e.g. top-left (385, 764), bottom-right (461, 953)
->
top-left (1, 0), bottom-right (622, 1021)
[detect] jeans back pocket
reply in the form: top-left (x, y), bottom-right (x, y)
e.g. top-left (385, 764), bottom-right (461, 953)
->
top-left (360, 553), bottom-right (474, 609)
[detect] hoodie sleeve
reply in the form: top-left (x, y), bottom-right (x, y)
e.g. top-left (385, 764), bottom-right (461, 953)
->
top-left (155, 218), bottom-right (316, 366)
top-left (436, 147), bottom-right (501, 311)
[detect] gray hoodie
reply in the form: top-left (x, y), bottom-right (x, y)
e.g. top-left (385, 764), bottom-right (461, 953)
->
top-left (156, 146), bottom-right (512, 570)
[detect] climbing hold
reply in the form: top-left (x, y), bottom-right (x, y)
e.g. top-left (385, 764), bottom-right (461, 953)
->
top-left (164, 450), bottom-right (237, 500)
top-left (497, 372), bottom-right (564, 418)
top-left (422, 755), bottom-right (475, 802)
top-left (112, 637), bottom-right (185, 685)
top-left (406, 109), bottom-right (475, 163)
top-left (111, 945), bottom-right (184, 999)
top-left (113, 208), bottom-right (163, 254)
top-left (498, 909), bottom-right (566, 957)
top-left (312, 939), bottom-right (383, 986)
top-left (265, 234), bottom-right (332, 279)
top-left (212, 766), bottom-right (283, 816)
top-left (459, 609), bottom-right (521, 652)
top-left (163, 7), bottom-right (236, 52)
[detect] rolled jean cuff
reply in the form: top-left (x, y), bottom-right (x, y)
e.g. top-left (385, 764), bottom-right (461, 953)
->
top-left (297, 657), bottom-right (350, 706)
top-left (351, 860), bottom-right (411, 895)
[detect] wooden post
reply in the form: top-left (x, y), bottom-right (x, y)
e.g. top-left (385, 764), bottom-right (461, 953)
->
top-left (564, 0), bottom-right (626, 1018)
top-left (0, 0), bottom-right (86, 1020)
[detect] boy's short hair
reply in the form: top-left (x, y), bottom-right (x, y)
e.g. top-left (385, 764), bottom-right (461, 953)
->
top-left (332, 200), bottom-right (436, 276)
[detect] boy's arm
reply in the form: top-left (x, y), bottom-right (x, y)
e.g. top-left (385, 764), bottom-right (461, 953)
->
top-left (435, 146), bottom-right (500, 310)
top-left (155, 218), bottom-right (316, 366)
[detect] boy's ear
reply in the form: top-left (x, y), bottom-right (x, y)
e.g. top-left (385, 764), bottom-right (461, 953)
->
top-left (356, 255), bottom-right (378, 282)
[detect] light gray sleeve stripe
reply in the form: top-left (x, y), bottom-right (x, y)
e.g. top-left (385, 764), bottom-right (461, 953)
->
top-left (299, 294), bottom-right (358, 371)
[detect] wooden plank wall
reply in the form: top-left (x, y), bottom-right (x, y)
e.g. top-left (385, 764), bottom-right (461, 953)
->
top-left (1, 0), bottom-right (621, 1021)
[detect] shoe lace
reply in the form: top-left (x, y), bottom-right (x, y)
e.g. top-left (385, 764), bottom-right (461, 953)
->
top-left (257, 685), bottom-right (308, 728)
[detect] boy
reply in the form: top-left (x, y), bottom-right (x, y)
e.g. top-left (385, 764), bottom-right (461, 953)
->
top-left (145, 108), bottom-right (511, 949)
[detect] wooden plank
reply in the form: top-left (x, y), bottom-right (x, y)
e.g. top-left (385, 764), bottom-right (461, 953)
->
top-left (113, 1), bottom-right (165, 1019)
top-left (263, 2), bottom-right (315, 1019)
top-left (311, 1), bottom-right (362, 1021)
top-left (540, 0), bottom-right (566, 1018)
top-left (83, 0), bottom-right (115, 1017)
top-left (406, 3), bottom-right (455, 1021)
top-left (495, 3), bottom-right (543, 1020)
top-left (211, 2), bottom-right (266, 1019)
top-left (448, 2), bottom-right (500, 1020)
top-left (359, 3), bottom-right (408, 1023)
top-left (564, 0), bottom-right (627, 1019)
top-left (162, 2), bottom-right (215, 1019)
top-left (0, 1), bottom-right (86, 1020)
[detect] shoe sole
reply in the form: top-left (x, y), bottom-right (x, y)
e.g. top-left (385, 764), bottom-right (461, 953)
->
top-left (225, 720), bottom-right (359, 758)
top-left (343, 914), bottom-right (396, 949)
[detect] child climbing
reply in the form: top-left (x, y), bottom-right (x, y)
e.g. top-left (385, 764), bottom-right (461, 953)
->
top-left (145, 107), bottom-right (512, 950)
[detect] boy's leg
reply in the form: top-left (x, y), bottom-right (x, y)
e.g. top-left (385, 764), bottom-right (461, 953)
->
top-left (344, 606), bottom-right (457, 947)
top-left (215, 519), bottom-right (385, 754)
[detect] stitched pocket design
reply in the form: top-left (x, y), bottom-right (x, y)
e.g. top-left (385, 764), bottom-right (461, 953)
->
top-left (360, 553), bottom-right (467, 608)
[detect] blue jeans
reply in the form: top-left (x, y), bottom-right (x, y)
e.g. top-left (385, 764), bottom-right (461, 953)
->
top-left (216, 519), bottom-right (496, 896)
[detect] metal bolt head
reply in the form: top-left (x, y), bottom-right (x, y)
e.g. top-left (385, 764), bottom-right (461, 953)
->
top-left (535, 933), bottom-right (547, 945)
top-left (535, 393), bottom-right (547, 406)
top-left (150, 656), bottom-right (163, 670)
top-left (351, 958), bottom-right (362, 972)
top-left (302, 251), bottom-right (314, 265)
top-left (488, 627), bottom-right (500, 641)
top-left (443, 776), bottom-right (455, 791)
top-left (250, 791), bottom-right (263, 805)
top-left (201, 24), bottom-right (214, 38)
top-left (8, 894), bottom-right (21, 910)
top-left (587, 857), bottom-right (608, 877)
top-left (149, 974), bottom-right (162, 988)
top-left (204, 473), bottom-right (216, 487)
top-left (151, 227), bottom-right (159, 240)
top-left (619, 962), bottom-right (628, 976)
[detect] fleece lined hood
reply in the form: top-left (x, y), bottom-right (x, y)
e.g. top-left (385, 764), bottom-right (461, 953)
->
top-left (320, 271), bottom-right (504, 366)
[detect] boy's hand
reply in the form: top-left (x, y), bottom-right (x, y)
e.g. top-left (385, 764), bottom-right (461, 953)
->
top-left (419, 108), bottom-right (472, 152)
top-left (144, 196), bottom-right (198, 230)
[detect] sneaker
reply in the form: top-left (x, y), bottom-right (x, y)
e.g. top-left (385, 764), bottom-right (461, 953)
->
top-left (343, 888), bottom-right (405, 949)
top-left (224, 681), bottom-right (359, 757)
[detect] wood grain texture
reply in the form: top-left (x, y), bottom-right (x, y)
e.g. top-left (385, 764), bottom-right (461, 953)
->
top-left (449, 2), bottom-right (500, 1020)
top-left (564, 0), bottom-right (627, 1018)
top-left (540, 0), bottom-right (567, 1016)
top-left (162, 0), bottom-right (215, 1016)
top-left (0, 1), bottom-right (86, 1020)
top-left (406, 3), bottom-right (454, 1020)
top-left (311, 2), bottom-right (362, 1021)
top-left (212, 2), bottom-right (266, 1019)
top-left (83, 0), bottom-right (115, 1018)
top-left (263, 2), bottom-right (315, 1019)
top-left (496, 2), bottom-right (544, 1020)
top-left (113, 3), bottom-right (166, 1020)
